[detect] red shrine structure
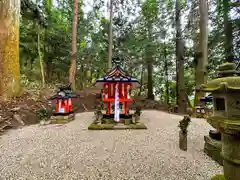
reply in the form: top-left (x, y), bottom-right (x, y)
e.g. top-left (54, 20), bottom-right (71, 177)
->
top-left (94, 64), bottom-right (140, 116)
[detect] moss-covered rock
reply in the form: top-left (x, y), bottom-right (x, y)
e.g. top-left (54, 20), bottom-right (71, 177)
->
top-left (211, 174), bottom-right (225, 180)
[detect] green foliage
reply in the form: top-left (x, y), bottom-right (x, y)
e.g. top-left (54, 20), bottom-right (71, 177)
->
top-left (142, 0), bottom-right (158, 22)
top-left (36, 107), bottom-right (53, 121)
top-left (18, 0), bottom-right (240, 104)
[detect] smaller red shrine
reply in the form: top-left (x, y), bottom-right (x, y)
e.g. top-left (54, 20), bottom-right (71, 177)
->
top-left (94, 64), bottom-right (140, 115)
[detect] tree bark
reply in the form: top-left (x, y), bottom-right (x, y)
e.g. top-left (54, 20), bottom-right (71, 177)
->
top-left (146, 43), bottom-right (154, 100)
top-left (175, 0), bottom-right (186, 113)
top-left (0, 0), bottom-right (21, 97)
top-left (69, 0), bottom-right (78, 90)
top-left (108, 0), bottom-right (113, 70)
top-left (164, 43), bottom-right (169, 105)
top-left (37, 28), bottom-right (45, 87)
top-left (223, 0), bottom-right (234, 62)
top-left (194, 0), bottom-right (208, 106)
top-left (138, 65), bottom-right (144, 96)
top-left (44, 0), bottom-right (52, 82)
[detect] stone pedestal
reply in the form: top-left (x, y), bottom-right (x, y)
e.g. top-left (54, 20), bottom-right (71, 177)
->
top-left (204, 135), bottom-right (223, 165)
top-left (222, 132), bottom-right (240, 180)
top-left (179, 131), bottom-right (187, 151)
top-left (124, 118), bottom-right (131, 125)
top-left (50, 113), bottom-right (75, 124)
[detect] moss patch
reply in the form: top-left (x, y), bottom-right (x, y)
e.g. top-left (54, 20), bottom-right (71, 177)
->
top-left (88, 123), bottom-right (147, 130)
top-left (211, 174), bottom-right (225, 180)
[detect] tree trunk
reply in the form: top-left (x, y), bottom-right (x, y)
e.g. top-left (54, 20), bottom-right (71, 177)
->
top-left (69, 0), bottom-right (78, 90)
top-left (146, 44), bottom-right (154, 100)
top-left (108, 0), bottom-right (113, 70)
top-left (164, 43), bottom-right (169, 105)
top-left (175, 0), bottom-right (186, 113)
top-left (147, 62), bottom-right (154, 100)
top-left (138, 65), bottom-right (144, 96)
top-left (44, 0), bottom-right (52, 82)
top-left (37, 28), bottom-right (45, 88)
top-left (223, 0), bottom-right (234, 62)
top-left (194, 0), bottom-right (208, 106)
top-left (0, 0), bottom-right (21, 97)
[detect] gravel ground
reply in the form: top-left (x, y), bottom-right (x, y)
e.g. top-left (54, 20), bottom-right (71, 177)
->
top-left (0, 110), bottom-right (222, 180)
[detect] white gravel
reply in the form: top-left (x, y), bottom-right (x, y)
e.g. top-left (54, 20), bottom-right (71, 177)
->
top-left (0, 110), bottom-right (222, 180)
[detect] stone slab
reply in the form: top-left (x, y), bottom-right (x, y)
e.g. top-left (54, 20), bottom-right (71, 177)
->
top-left (50, 114), bottom-right (75, 124)
top-left (88, 122), bottom-right (147, 130)
top-left (204, 135), bottom-right (223, 166)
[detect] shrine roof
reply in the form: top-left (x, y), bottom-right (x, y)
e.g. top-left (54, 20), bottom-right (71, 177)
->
top-left (200, 94), bottom-right (213, 102)
top-left (94, 65), bottom-right (140, 84)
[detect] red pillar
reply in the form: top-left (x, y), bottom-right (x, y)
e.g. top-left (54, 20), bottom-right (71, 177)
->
top-left (119, 83), bottom-right (122, 98)
top-left (124, 102), bottom-right (128, 115)
top-left (124, 84), bottom-right (128, 115)
top-left (124, 84), bottom-right (127, 99)
top-left (108, 83), bottom-right (111, 98)
top-left (107, 102), bottom-right (111, 114)
top-left (106, 83), bottom-right (111, 114)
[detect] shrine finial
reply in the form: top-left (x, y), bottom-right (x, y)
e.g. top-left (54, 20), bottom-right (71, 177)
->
top-left (112, 57), bottom-right (122, 67)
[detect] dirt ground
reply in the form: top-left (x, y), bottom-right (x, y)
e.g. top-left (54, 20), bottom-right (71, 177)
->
top-left (0, 87), bottom-right (169, 134)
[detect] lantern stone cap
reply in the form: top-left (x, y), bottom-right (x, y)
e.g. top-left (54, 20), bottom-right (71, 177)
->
top-left (218, 62), bottom-right (236, 71)
top-left (199, 76), bottom-right (240, 92)
top-left (198, 62), bottom-right (240, 92)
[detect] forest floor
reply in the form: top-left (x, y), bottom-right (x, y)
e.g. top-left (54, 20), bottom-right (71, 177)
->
top-left (0, 110), bottom-right (222, 180)
top-left (0, 87), bottom-right (169, 134)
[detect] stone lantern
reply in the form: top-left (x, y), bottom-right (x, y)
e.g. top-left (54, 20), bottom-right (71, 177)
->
top-left (199, 63), bottom-right (240, 180)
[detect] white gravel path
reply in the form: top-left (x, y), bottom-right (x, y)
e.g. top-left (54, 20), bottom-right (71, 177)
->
top-left (0, 110), bottom-right (222, 180)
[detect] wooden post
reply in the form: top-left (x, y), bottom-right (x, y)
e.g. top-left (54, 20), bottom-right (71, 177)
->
top-left (178, 116), bottom-right (191, 151)
top-left (179, 130), bottom-right (188, 151)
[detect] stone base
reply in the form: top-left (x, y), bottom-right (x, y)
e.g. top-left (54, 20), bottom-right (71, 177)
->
top-left (204, 135), bottom-right (223, 165)
top-left (50, 113), bottom-right (75, 124)
top-left (88, 122), bottom-right (147, 130)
